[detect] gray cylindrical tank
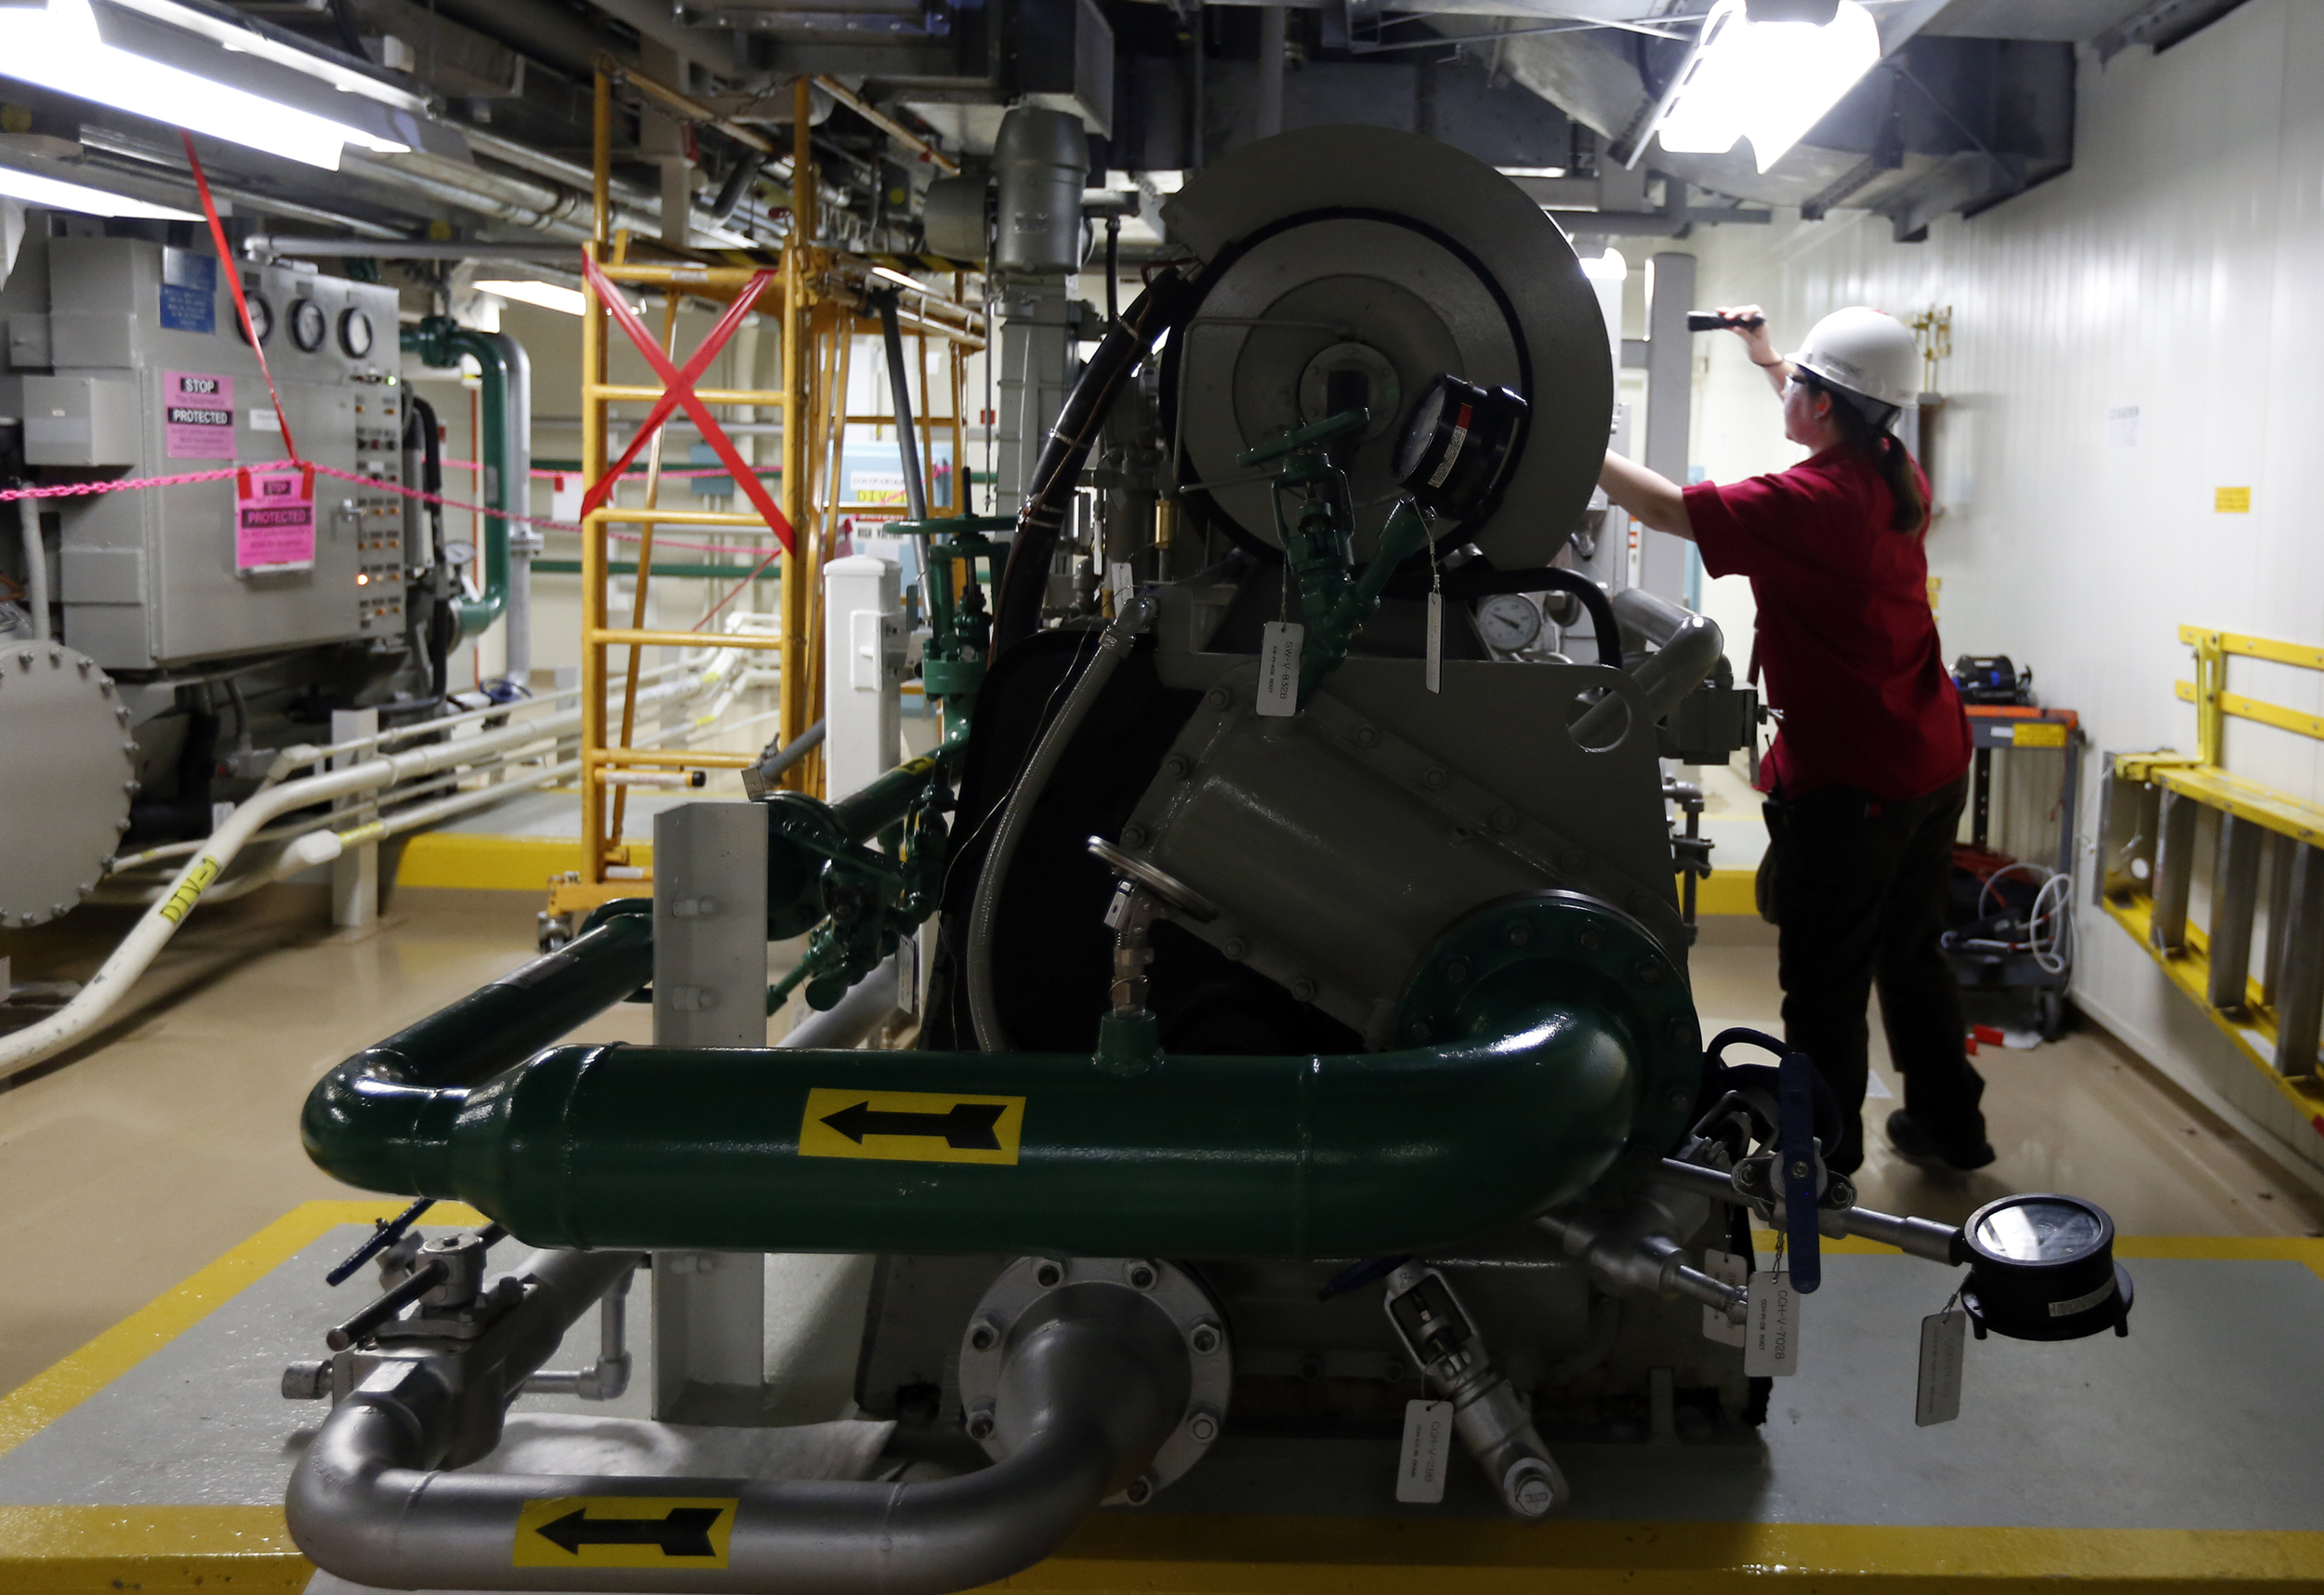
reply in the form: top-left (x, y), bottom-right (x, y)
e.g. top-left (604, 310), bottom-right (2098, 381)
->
top-left (993, 106), bottom-right (1089, 273)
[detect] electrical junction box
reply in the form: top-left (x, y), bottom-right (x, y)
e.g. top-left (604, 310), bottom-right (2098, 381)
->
top-left (0, 231), bottom-right (407, 669)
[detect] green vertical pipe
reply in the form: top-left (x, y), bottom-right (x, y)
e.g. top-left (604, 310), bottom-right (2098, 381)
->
top-left (402, 317), bottom-right (512, 642)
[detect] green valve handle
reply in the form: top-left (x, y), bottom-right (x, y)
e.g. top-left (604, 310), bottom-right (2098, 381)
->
top-left (1236, 407), bottom-right (1368, 468)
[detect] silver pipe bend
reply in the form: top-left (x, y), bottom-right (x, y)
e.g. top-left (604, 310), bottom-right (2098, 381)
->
top-left (288, 1254), bottom-right (1186, 1594)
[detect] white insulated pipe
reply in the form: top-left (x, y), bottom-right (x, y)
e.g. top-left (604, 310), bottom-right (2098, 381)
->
top-left (0, 671), bottom-right (715, 1081)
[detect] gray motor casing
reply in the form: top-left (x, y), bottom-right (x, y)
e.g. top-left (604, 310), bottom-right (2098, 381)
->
top-left (1161, 125), bottom-right (1613, 569)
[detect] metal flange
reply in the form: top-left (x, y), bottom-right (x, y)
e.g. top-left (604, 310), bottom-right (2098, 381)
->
top-left (957, 1256), bottom-right (1232, 1507)
top-left (0, 640), bottom-right (135, 928)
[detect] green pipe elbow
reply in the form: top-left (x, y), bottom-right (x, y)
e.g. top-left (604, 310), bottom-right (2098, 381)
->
top-left (402, 317), bottom-right (513, 643)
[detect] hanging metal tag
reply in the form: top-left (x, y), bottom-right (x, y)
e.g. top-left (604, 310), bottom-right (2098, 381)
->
top-left (1108, 560), bottom-right (1135, 616)
top-left (1395, 1398), bottom-right (1453, 1504)
top-left (1915, 1308), bottom-right (1967, 1426)
top-left (1258, 622), bottom-right (1303, 718)
top-left (1744, 1271), bottom-right (1800, 1376)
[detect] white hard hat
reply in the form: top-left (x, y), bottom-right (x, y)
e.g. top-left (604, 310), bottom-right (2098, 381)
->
top-left (1789, 307), bottom-right (1919, 411)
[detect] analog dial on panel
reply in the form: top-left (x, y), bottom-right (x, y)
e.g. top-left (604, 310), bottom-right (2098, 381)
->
top-left (338, 307), bottom-right (374, 359)
top-left (289, 297), bottom-right (327, 351)
top-left (1476, 592), bottom-right (1543, 652)
top-left (238, 290), bottom-right (274, 346)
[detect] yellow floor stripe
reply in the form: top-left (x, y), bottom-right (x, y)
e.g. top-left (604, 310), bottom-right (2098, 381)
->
top-left (395, 832), bottom-right (654, 891)
top-left (0, 1200), bottom-right (482, 1459)
top-left (0, 1506), bottom-right (304, 1592)
top-left (1685, 869), bottom-right (1759, 917)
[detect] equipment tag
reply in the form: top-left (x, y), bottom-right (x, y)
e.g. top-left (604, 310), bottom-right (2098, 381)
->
top-left (1395, 1399), bottom-right (1454, 1503)
top-left (1744, 1271), bottom-right (1799, 1376)
top-left (1425, 590), bottom-right (1443, 694)
top-left (1109, 560), bottom-right (1135, 615)
top-left (1915, 1308), bottom-right (1967, 1426)
top-left (1258, 622), bottom-right (1302, 718)
top-left (1701, 1248), bottom-right (1748, 1346)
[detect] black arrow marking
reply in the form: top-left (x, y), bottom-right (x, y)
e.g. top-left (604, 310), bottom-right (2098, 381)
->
top-left (535, 1507), bottom-right (725, 1559)
top-left (821, 1100), bottom-right (1006, 1150)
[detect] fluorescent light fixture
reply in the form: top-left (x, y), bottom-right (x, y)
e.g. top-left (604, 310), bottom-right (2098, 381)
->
top-left (869, 264), bottom-right (923, 292)
top-left (1579, 246), bottom-right (1629, 283)
top-left (0, 164), bottom-right (198, 219)
top-left (477, 280), bottom-right (588, 316)
top-left (0, 0), bottom-right (410, 170)
top-left (1653, 0), bottom-right (1881, 174)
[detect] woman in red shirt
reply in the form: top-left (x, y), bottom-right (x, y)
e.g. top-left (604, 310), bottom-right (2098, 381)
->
top-left (1598, 305), bottom-right (1990, 1176)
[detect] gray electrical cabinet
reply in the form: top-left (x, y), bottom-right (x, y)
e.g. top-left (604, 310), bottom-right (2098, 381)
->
top-left (1, 231), bottom-right (408, 670)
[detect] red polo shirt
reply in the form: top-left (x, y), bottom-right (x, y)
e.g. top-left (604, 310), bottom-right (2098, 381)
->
top-left (1683, 445), bottom-right (1968, 801)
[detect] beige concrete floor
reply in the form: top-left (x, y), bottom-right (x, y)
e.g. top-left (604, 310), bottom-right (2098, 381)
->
top-left (3, 891), bottom-right (2319, 1401)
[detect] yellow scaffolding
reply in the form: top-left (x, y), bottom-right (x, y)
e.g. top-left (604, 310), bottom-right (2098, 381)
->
top-left (548, 69), bottom-right (984, 926)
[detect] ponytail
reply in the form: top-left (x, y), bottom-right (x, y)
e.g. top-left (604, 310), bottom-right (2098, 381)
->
top-left (1808, 372), bottom-right (1927, 535)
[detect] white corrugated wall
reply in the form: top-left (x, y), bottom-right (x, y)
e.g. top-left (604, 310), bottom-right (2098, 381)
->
top-left (1678, 0), bottom-right (2324, 1173)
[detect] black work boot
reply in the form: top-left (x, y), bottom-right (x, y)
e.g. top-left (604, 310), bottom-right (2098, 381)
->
top-left (1884, 1109), bottom-right (1995, 1173)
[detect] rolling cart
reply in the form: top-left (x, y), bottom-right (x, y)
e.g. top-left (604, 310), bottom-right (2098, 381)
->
top-left (1946, 705), bottom-right (2082, 1041)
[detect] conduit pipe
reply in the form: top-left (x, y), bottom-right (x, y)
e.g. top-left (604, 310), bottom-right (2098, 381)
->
top-left (286, 1240), bottom-right (1184, 1594)
top-left (0, 670), bottom-right (712, 1081)
top-left (966, 596), bottom-right (1155, 1052)
top-left (1568, 587), bottom-right (1723, 747)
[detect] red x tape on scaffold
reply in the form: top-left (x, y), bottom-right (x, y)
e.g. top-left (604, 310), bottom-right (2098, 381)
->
top-left (578, 253), bottom-right (793, 554)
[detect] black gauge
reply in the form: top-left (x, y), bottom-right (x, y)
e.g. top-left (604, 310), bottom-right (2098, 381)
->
top-left (237, 289), bottom-right (274, 346)
top-left (1394, 374), bottom-right (1527, 520)
top-left (338, 307), bottom-right (375, 359)
top-left (289, 297), bottom-right (327, 352)
top-left (1960, 1193), bottom-right (2133, 1342)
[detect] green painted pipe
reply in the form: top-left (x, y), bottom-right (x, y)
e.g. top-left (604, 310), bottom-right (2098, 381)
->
top-left (304, 972), bottom-right (1665, 1259)
top-left (532, 560), bottom-right (772, 579)
top-left (403, 318), bottom-right (514, 643)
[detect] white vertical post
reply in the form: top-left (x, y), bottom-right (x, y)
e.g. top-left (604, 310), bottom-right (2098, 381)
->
top-left (822, 554), bottom-right (904, 803)
top-left (1640, 250), bottom-right (1697, 604)
top-left (652, 802), bottom-right (772, 1422)
top-left (329, 707), bottom-right (379, 929)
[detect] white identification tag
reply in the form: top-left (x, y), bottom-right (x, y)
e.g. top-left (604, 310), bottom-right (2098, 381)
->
top-left (1108, 560), bottom-right (1135, 614)
top-left (897, 924), bottom-right (922, 1018)
top-left (1425, 590), bottom-right (1443, 694)
top-left (1744, 1271), bottom-right (1800, 1377)
top-left (1258, 622), bottom-right (1303, 718)
top-left (1915, 1308), bottom-right (1967, 1426)
top-left (1395, 1398), bottom-right (1454, 1504)
top-left (1701, 1248), bottom-right (1748, 1346)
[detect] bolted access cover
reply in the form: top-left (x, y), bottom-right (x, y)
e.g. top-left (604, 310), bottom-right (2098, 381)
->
top-left (0, 641), bottom-right (135, 928)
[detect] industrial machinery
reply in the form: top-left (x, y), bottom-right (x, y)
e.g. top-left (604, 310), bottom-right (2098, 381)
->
top-left (280, 130), bottom-right (2130, 1591)
top-left (0, 218), bottom-right (532, 931)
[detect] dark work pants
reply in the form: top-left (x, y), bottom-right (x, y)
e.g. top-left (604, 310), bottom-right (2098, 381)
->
top-left (1763, 774), bottom-right (1987, 1172)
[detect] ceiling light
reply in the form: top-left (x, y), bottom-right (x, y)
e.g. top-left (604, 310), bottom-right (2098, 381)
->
top-left (870, 265), bottom-right (922, 292)
top-left (0, 0), bottom-right (410, 170)
top-left (477, 280), bottom-right (588, 316)
top-left (1652, 0), bottom-right (1880, 174)
top-left (0, 165), bottom-right (198, 220)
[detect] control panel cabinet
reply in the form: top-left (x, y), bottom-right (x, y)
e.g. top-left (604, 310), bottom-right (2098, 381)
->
top-left (2, 233), bottom-right (408, 669)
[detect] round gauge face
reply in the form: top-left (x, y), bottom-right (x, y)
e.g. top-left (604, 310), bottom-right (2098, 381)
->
top-left (1972, 1197), bottom-right (2106, 1264)
top-left (238, 290), bottom-right (274, 346)
top-left (1476, 592), bottom-right (1542, 652)
top-left (338, 307), bottom-right (375, 359)
top-left (289, 297), bottom-right (327, 351)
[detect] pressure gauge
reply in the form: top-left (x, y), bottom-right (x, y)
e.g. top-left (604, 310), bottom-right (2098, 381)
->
top-left (1476, 592), bottom-right (1542, 652)
top-left (289, 297), bottom-right (327, 351)
top-left (1959, 1193), bottom-right (2132, 1341)
top-left (1393, 374), bottom-right (1528, 520)
top-left (238, 289), bottom-right (274, 346)
top-left (339, 307), bottom-right (375, 359)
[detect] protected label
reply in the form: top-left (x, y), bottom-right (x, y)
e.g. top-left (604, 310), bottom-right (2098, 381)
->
top-left (1257, 621), bottom-right (1302, 718)
top-left (1395, 1398), bottom-right (1454, 1504)
top-left (513, 1496), bottom-right (736, 1569)
top-left (1915, 1308), bottom-right (1966, 1427)
top-left (235, 466), bottom-right (316, 571)
top-left (163, 371), bottom-right (234, 459)
top-left (2012, 720), bottom-right (2067, 749)
top-left (1744, 1271), bottom-right (1799, 1377)
top-left (2215, 485), bottom-right (2251, 513)
top-left (799, 1088), bottom-right (1023, 1166)
top-left (1701, 1248), bottom-right (1748, 1346)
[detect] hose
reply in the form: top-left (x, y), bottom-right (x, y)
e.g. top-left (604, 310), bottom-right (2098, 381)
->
top-left (991, 272), bottom-right (1199, 654)
top-left (965, 595), bottom-right (1155, 1052)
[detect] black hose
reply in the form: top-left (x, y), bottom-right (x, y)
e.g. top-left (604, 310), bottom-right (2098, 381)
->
top-left (872, 288), bottom-right (929, 522)
top-left (992, 270), bottom-right (1201, 655)
top-left (1387, 563), bottom-right (1622, 671)
top-left (1104, 214), bottom-right (1120, 326)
